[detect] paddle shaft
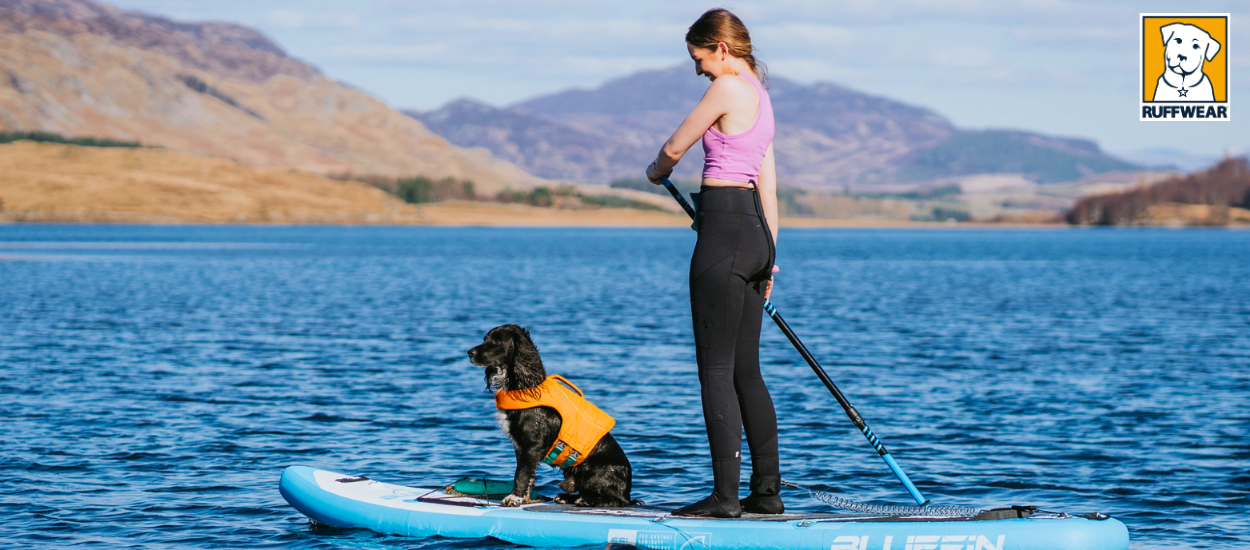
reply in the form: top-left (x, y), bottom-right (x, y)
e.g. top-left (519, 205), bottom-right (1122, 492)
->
top-left (658, 176), bottom-right (929, 506)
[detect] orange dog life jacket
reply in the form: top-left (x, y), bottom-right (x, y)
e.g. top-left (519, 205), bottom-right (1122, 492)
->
top-left (494, 375), bottom-right (616, 469)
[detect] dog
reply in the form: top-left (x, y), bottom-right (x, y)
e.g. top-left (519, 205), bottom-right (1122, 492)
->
top-left (1153, 23), bottom-right (1221, 101)
top-left (467, 324), bottom-right (634, 507)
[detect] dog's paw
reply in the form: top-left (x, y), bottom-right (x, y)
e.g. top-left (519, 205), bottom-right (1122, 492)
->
top-left (500, 494), bottom-right (525, 507)
top-left (553, 493), bottom-right (575, 504)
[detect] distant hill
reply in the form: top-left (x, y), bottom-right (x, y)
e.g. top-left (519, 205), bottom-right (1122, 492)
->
top-left (410, 66), bottom-right (1140, 190)
top-left (1111, 147), bottom-right (1221, 172)
top-left (893, 130), bottom-right (1143, 184)
top-left (0, 0), bottom-right (542, 194)
top-left (413, 99), bottom-right (633, 185)
top-left (1067, 157), bottom-right (1250, 226)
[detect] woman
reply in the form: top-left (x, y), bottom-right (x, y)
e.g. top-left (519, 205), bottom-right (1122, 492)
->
top-left (645, 8), bottom-right (782, 519)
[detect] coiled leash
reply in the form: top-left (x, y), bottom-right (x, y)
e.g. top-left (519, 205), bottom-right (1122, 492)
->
top-left (659, 176), bottom-right (932, 508)
top-left (779, 480), bottom-right (978, 517)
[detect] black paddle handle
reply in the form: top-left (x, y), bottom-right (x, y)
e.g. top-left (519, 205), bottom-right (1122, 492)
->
top-left (659, 178), bottom-right (697, 218)
top-left (762, 301), bottom-right (873, 440)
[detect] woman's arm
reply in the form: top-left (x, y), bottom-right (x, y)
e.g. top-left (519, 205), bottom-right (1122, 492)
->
top-left (757, 142), bottom-right (779, 246)
top-left (758, 142), bottom-right (779, 298)
top-left (647, 80), bottom-right (734, 182)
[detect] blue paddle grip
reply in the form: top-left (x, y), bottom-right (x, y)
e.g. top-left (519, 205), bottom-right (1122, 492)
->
top-left (883, 453), bottom-right (928, 506)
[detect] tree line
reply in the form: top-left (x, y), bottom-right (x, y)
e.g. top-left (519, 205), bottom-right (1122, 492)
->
top-left (1067, 157), bottom-right (1250, 225)
top-left (0, 131), bottom-right (144, 148)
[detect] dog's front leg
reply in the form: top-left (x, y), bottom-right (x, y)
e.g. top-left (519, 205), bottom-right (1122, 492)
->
top-left (502, 445), bottom-right (544, 507)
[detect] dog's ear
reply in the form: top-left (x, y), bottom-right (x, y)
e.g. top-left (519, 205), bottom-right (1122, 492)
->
top-left (1203, 32), bottom-right (1221, 62)
top-left (1160, 23), bottom-right (1180, 46)
top-left (510, 326), bottom-right (542, 371)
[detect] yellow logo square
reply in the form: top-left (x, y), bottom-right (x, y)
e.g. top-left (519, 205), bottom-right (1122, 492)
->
top-left (1140, 13), bottom-right (1230, 121)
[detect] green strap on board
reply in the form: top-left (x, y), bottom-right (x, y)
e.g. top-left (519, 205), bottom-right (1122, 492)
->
top-left (447, 477), bottom-right (543, 502)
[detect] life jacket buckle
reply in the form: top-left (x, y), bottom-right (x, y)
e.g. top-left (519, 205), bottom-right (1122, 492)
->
top-left (543, 442), bottom-right (567, 465)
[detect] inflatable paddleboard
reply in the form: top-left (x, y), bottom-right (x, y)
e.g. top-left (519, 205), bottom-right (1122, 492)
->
top-left (280, 466), bottom-right (1128, 550)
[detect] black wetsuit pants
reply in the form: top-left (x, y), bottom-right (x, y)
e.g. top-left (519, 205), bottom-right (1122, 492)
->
top-left (689, 186), bottom-right (780, 478)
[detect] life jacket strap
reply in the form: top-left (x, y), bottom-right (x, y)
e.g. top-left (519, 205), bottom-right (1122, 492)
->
top-left (542, 441), bottom-right (581, 469)
top-left (549, 375), bottom-right (583, 397)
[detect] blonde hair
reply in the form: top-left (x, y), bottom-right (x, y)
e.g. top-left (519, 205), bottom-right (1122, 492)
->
top-left (685, 8), bottom-right (767, 86)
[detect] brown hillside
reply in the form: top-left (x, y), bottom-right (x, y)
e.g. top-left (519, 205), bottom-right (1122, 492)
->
top-left (0, 141), bottom-right (692, 226)
top-left (0, 0), bottom-right (543, 194)
top-left (0, 141), bottom-right (426, 223)
top-left (1067, 157), bottom-right (1250, 226)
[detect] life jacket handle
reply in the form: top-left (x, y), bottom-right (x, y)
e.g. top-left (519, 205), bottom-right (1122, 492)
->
top-left (548, 375), bottom-right (583, 397)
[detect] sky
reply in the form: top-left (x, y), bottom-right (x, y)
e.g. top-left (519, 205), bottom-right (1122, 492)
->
top-left (106, 0), bottom-right (1247, 159)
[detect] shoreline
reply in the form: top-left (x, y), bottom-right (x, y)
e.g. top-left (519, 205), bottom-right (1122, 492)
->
top-left (5, 199), bottom-right (1247, 229)
top-left (5, 217), bottom-right (1245, 230)
top-left (0, 200), bottom-right (1070, 228)
top-left (4, 143), bottom-right (1241, 229)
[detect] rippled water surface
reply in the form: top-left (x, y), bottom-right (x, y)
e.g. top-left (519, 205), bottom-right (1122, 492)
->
top-left (2, 225), bottom-right (1247, 549)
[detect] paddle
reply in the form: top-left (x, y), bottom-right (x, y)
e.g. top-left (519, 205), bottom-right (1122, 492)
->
top-left (658, 176), bottom-right (930, 507)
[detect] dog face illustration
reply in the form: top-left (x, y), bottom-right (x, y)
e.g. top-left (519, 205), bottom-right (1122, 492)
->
top-left (1162, 23), bottom-right (1220, 77)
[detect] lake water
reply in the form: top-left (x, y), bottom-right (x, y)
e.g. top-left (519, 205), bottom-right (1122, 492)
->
top-left (1, 225), bottom-right (1247, 549)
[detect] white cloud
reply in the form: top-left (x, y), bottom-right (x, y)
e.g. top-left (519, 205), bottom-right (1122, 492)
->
top-left (765, 59), bottom-right (864, 84)
top-left (1007, 25), bottom-right (1134, 44)
top-left (755, 0), bottom-right (1128, 25)
top-left (928, 47), bottom-right (994, 69)
top-left (322, 43), bottom-right (449, 63)
top-left (530, 55), bottom-right (687, 77)
top-left (389, 13), bottom-right (684, 44)
top-left (755, 23), bottom-right (856, 47)
top-left (391, 13), bottom-right (534, 33)
top-left (264, 9), bottom-right (361, 30)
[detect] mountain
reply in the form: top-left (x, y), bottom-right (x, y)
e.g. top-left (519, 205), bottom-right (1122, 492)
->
top-left (891, 129), bottom-right (1144, 184)
top-left (0, 0), bottom-right (542, 194)
top-left (411, 66), bottom-right (1140, 189)
top-left (412, 99), bottom-right (631, 184)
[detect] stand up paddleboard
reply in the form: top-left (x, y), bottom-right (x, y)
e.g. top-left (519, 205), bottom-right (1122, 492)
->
top-left (279, 466), bottom-right (1129, 550)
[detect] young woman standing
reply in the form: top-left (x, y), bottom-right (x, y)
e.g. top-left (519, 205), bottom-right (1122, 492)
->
top-left (645, 8), bottom-right (782, 519)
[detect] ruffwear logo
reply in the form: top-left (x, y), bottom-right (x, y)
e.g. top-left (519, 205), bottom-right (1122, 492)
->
top-left (1140, 13), bottom-right (1230, 121)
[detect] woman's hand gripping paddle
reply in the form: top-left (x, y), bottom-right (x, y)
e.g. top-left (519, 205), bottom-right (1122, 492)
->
top-left (658, 176), bottom-right (930, 507)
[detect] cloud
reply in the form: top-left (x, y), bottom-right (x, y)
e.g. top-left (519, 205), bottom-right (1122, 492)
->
top-left (321, 41), bottom-right (680, 77)
top-left (755, 0), bottom-right (1125, 25)
top-left (264, 9), bottom-right (362, 30)
top-left (525, 55), bottom-right (686, 78)
top-left (1007, 25), bottom-right (1134, 44)
top-left (322, 43), bottom-right (449, 63)
top-left (928, 47), bottom-right (994, 68)
top-left (765, 58), bottom-right (864, 84)
top-left (389, 12), bottom-right (684, 43)
top-left (755, 23), bottom-right (856, 47)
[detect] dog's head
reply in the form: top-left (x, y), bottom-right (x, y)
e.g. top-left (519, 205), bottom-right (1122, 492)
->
top-left (1162, 23), bottom-right (1221, 77)
top-left (467, 324), bottom-right (546, 392)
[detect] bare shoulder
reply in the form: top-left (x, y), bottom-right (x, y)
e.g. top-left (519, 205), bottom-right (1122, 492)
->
top-left (701, 75), bottom-right (758, 114)
top-left (707, 74), bottom-right (756, 97)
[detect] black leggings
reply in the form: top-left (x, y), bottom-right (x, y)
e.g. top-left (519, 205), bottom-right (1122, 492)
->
top-left (689, 186), bottom-right (779, 476)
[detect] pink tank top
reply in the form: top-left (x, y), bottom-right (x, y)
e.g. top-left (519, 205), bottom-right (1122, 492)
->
top-left (701, 74), bottom-right (774, 184)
